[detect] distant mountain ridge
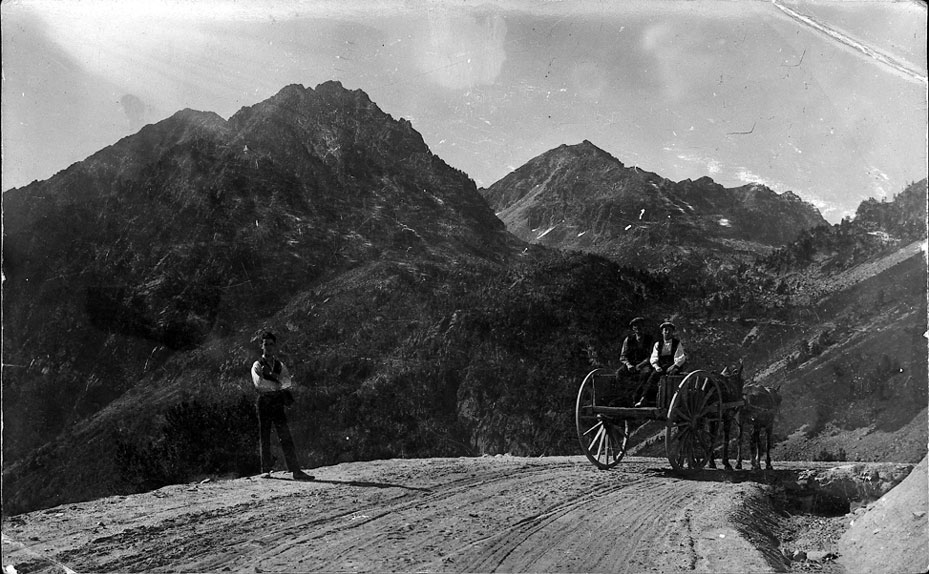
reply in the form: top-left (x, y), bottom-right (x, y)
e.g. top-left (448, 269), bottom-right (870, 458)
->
top-left (480, 140), bottom-right (826, 270)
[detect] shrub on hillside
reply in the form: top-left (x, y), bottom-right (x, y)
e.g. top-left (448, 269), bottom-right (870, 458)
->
top-left (814, 447), bottom-right (847, 462)
top-left (114, 396), bottom-right (258, 492)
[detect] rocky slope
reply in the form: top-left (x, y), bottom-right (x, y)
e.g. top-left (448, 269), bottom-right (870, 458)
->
top-left (745, 181), bottom-right (928, 465)
top-left (839, 455), bottom-right (928, 574)
top-left (480, 140), bottom-right (827, 271)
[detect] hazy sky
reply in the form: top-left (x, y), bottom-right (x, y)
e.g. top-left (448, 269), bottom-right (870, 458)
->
top-left (2, 0), bottom-right (926, 222)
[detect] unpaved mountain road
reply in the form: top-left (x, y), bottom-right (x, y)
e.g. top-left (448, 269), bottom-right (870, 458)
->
top-left (0, 456), bottom-right (918, 574)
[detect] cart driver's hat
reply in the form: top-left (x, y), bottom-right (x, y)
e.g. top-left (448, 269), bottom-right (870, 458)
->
top-left (629, 316), bottom-right (645, 328)
top-left (659, 321), bottom-right (676, 331)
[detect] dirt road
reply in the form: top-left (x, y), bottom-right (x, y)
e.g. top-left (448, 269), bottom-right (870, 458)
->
top-left (0, 456), bottom-right (909, 573)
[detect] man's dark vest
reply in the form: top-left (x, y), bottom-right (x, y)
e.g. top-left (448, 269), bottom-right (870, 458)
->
top-left (625, 334), bottom-right (654, 364)
top-left (259, 357), bottom-right (282, 382)
top-left (655, 338), bottom-right (680, 369)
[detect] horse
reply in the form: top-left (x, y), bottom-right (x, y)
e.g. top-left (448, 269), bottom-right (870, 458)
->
top-left (706, 363), bottom-right (783, 471)
top-left (742, 384), bottom-right (782, 470)
top-left (707, 361), bottom-right (746, 470)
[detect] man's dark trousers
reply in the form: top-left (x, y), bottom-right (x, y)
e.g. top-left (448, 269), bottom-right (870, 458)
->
top-left (257, 391), bottom-right (300, 473)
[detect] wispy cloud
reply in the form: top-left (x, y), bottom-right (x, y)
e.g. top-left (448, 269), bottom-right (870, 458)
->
top-left (736, 169), bottom-right (769, 187)
top-left (794, 191), bottom-right (841, 219)
top-left (675, 151), bottom-right (722, 177)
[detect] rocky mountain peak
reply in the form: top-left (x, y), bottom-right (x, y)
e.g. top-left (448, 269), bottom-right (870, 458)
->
top-left (546, 139), bottom-right (623, 167)
top-left (559, 139), bottom-right (613, 157)
top-left (169, 107), bottom-right (227, 125)
top-left (226, 81), bottom-right (433, 171)
top-left (257, 81), bottom-right (376, 112)
top-left (315, 79), bottom-right (365, 101)
top-left (481, 140), bottom-right (638, 213)
top-left (481, 142), bottom-right (827, 270)
top-left (117, 107), bottom-right (231, 152)
top-left (690, 175), bottom-right (719, 187)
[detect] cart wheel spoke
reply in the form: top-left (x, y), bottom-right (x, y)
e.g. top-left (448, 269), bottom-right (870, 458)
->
top-left (595, 426), bottom-right (608, 459)
top-left (673, 427), bottom-right (693, 443)
top-left (666, 371), bottom-right (723, 472)
top-left (591, 423), bottom-right (606, 450)
top-left (582, 420), bottom-right (603, 437)
top-left (599, 429), bottom-right (612, 462)
top-left (611, 423), bottom-right (628, 441)
top-left (575, 370), bottom-right (629, 469)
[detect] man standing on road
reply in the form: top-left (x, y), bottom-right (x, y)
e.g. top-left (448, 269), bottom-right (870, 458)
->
top-left (635, 321), bottom-right (687, 407)
top-left (252, 331), bottom-right (314, 481)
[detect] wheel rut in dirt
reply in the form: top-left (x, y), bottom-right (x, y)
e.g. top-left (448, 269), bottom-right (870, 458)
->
top-left (3, 456), bottom-right (917, 574)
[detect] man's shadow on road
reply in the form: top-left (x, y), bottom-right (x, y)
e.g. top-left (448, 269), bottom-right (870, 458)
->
top-left (313, 478), bottom-right (433, 492)
top-left (261, 475), bottom-right (432, 492)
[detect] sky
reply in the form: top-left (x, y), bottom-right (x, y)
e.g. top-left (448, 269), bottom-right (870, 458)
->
top-left (2, 0), bottom-right (927, 222)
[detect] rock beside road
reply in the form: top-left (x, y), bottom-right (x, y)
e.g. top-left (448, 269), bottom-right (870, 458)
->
top-left (839, 455), bottom-right (928, 574)
top-left (803, 462), bottom-right (915, 503)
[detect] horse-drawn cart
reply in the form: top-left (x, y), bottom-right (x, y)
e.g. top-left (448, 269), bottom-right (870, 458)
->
top-left (575, 368), bottom-right (745, 471)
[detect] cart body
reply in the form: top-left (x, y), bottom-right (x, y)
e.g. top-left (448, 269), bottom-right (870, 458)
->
top-left (575, 368), bottom-right (741, 471)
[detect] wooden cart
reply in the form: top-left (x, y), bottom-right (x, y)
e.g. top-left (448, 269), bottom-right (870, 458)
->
top-left (575, 368), bottom-right (743, 472)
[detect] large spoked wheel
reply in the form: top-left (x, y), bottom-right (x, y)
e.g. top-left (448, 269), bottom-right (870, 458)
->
top-left (576, 369), bottom-right (630, 469)
top-left (665, 370), bottom-right (723, 472)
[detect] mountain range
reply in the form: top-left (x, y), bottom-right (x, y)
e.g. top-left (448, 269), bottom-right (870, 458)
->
top-left (480, 140), bottom-right (826, 271)
top-left (2, 82), bottom-right (926, 515)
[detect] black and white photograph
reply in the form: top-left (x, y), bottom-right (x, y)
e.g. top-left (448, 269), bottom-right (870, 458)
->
top-left (2, 0), bottom-right (927, 572)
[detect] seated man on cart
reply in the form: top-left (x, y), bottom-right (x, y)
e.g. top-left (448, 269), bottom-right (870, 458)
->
top-left (634, 321), bottom-right (687, 407)
top-left (618, 316), bottom-right (654, 387)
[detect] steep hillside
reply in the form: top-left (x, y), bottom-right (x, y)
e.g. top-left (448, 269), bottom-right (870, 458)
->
top-left (730, 181), bottom-right (928, 463)
top-left (480, 140), bottom-right (826, 271)
top-left (752, 246), bottom-right (927, 463)
top-left (1, 81), bottom-right (512, 463)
